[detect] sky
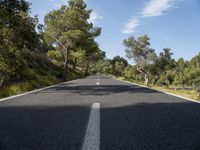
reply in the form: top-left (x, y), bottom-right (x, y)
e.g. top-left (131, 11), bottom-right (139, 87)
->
top-left (28, 0), bottom-right (200, 62)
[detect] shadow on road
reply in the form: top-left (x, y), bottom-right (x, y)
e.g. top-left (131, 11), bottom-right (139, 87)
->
top-left (101, 102), bottom-right (200, 150)
top-left (0, 105), bottom-right (90, 150)
top-left (0, 101), bottom-right (200, 149)
top-left (38, 84), bottom-right (161, 96)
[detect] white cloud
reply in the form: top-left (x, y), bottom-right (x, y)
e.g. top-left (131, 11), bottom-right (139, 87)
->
top-left (141, 0), bottom-right (175, 17)
top-left (122, 0), bottom-right (181, 34)
top-left (122, 17), bottom-right (140, 34)
top-left (88, 11), bottom-right (103, 25)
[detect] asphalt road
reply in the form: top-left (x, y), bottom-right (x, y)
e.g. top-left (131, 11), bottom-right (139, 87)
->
top-left (0, 76), bottom-right (200, 150)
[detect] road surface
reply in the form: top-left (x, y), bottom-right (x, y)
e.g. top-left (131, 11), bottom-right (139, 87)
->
top-left (0, 76), bottom-right (200, 150)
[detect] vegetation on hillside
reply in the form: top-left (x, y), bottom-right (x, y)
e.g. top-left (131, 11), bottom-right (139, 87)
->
top-left (92, 35), bottom-right (200, 99)
top-left (0, 0), bottom-right (104, 98)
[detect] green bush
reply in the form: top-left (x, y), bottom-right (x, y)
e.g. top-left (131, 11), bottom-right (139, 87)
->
top-left (0, 85), bottom-right (21, 97)
top-left (47, 50), bottom-right (63, 61)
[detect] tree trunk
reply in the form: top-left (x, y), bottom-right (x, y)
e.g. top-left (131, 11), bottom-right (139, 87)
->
top-left (196, 57), bottom-right (199, 69)
top-left (73, 58), bottom-right (77, 72)
top-left (144, 73), bottom-right (149, 87)
top-left (62, 49), bottom-right (69, 81)
top-left (137, 66), bottom-right (149, 87)
top-left (0, 75), bottom-right (5, 87)
top-left (84, 61), bottom-right (89, 77)
top-left (152, 78), bottom-right (156, 86)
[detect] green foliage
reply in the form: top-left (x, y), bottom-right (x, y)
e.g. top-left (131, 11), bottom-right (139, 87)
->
top-left (123, 35), bottom-right (157, 66)
top-left (0, 53), bottom-right (83, 98)
top-left (124, 65), bottom-right (141, 80)
top-left (114, 61), bottom-right (125, 76)
top-left (123, 35), bottom-right (157, 86)
top-left (0, 0), bottom-right (50, 87)
top-left (44, 0), bottom-right (102, 80)
top-left (111, 56), bottom-right (128, 76)
top-left (157, 71), bottom-right (176, 87)
top-left (47, 50), bottom-right (63, 61)
top-left (0, 48), bottom-right (27, 85)
top-left (190, 53), bottom-right (200, 68)
top-left (121, 34), bottom-right (200, 91)
top-left (0, 0), bottom-right (101, 98)
top-left (0, 0), bottom-right (41, 51)
top-left (90, 59), bottom-right (112, 75)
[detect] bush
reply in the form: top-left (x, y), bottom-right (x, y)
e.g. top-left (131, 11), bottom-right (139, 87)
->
top-left (0, 85), bottom-right (21, 97)
top-left (0, 48), bottom-right (27, 86)
top-left (47, 50), bottom-right (63, 61)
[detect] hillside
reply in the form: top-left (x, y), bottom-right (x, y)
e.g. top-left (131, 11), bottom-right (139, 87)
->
top-left (0, 52), bottom-right (82, 98)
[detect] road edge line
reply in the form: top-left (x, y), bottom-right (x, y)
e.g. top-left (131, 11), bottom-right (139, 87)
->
top-left (0, 78), bottom-right (82, 102)
top-left (115, 78), bottom-right (200, 104)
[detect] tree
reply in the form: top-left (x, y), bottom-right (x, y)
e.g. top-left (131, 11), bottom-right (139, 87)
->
top-left (190, 53), bottom-right (200, 69)
top-left (0, 0), bottom-right (36, 49)
top-left (123, 35), bottom-right (157, 86)
top-left (150, 48), bottom-right (176, 85)
top-left (124, 65), bottom-right (143, 82)
top-left (44, 0), bottom-right (101, 81)
top-left (158, 70), bottom-right (175, 87)
top-left (176, 58), bottom-right (188, 71)
top-left (114, 61), bottom-right (126, 77)
top-left (155, 48), bottom-right (176, 71)
top-left (82, 39), bottom-right (102, 76)
top-left (0, 0), bottom-right (40, 86)
top-left (91, 59), bottom-right (113, 75)
top-left (111, 56), bottom-right (128, 76)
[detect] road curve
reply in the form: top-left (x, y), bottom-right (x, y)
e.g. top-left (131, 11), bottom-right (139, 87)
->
top-left (0, 76), bottom-right (200, 150)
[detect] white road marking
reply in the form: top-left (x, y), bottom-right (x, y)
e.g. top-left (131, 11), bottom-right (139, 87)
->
top-left (96, 82), bottom-right (100, 85)
top-left (82, 103), bottom-right (100, 150)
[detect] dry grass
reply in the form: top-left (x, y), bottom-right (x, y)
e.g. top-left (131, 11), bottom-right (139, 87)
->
top-left (117, 77), bottom-right (200, 101)
top-left (154, 87), bottom-right (200, 101)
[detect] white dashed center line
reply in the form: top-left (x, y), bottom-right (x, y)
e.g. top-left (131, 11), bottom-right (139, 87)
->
top-left (82, 103), bottom-right (100, 150)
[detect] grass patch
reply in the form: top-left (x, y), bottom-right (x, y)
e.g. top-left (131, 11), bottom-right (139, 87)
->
top-left (117, 77), bottom-right (200, 101)
top-left (0, 55), bottom-right (83, 98)
top-left (154, 87), bottom-right (200, 101)
top-left (0, 85), bottom-right (21, 97)
top-left (0, 73), bottom-right (61, 98)
top-left (0, 68), bottom-right (81, 98)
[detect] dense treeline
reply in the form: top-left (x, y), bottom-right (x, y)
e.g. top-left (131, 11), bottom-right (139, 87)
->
top-left (93, 35), bottom-right (200, 91)
top-left (0, 0), bottom-right (43, 86)
top-left (0, 0), bottom-right (104, 97)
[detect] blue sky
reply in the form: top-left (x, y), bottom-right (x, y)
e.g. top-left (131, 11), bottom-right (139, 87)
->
top-left (28, 0), bottom-right (200, 61)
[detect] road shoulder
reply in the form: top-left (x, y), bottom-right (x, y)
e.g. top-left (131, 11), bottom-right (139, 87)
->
top-left (115, 77), bottom-right (200, 104)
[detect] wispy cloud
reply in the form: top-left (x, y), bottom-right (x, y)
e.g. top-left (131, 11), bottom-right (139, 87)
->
top-left (122, 0), bottom-right (181, 34)
top-left (141, 0), bottom-right (175, 17)
top-left (122, 17), bottom-right (140, 34)
top-left (88, 11), bottom-right (103, 25)
top-left (45, 0), bottom-right (67, 9)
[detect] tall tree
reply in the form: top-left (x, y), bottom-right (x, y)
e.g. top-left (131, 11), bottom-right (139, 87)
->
top-left (0, 0), bottom-right (40, 51)
top-left (112, 56), bottom-right (128, 76)
top-left (0, 0), bottom-right (40, 86)
top-left (123, 35), bottom-right (156, 86)
top-left (152, 48), bottom-right (176, 85)
top-left (44, 0), bottom-right (101, 81)
top-left (190, 53), bottom-right (200, 69)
